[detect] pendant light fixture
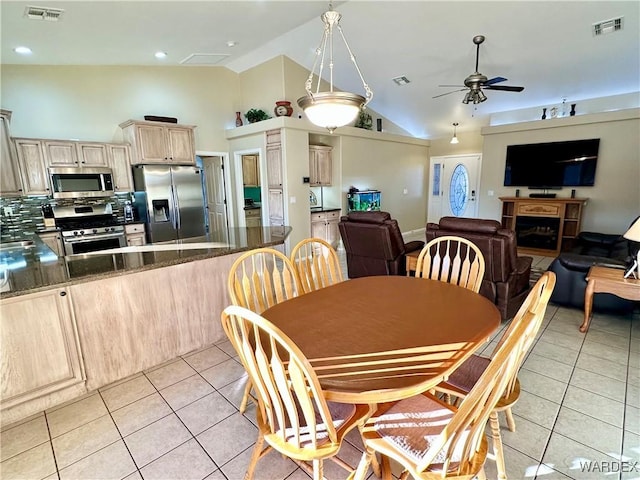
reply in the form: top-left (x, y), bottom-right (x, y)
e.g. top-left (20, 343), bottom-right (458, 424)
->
top-left (450, 122), bottom-right (460, 144)
top-left (297, 3), bottom-right (373, 133)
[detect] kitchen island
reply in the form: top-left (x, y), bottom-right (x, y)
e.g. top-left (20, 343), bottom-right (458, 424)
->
top-left (0, 227), bottom-right (291, 426)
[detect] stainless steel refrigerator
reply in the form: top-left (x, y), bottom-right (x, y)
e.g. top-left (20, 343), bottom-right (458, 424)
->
top-left (132, 165), bottom-right (206, 243)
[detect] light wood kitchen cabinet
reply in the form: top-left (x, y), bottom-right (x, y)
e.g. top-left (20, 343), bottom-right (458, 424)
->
top-left (107, 144), bottom-right (134, 192)
top-left (242, 155), bottom-right (260, 186)
top-left (76, 142), bottom-right (109, 167)
top-left (0, 288), bottom-right (85, 410)
top-left (0, 110), bottom-right (22, 196)
top-left (310, 210), bottom-right (341, 248)
top-left (309, 145), bottom-right (332, 186)
top-left (43, 140), bottom-right (79, 167)
top-left (125, 223), bottom-right (146, 246)
top-left (268, 189), bottom-right (284, 225)
top-left (265, 129), bottom-right (285, 229)
top-left (39, 231), bottom-right (64, 257)
top-left (120, 120), bottom-right (196, 165)
top-left (14, 138), bottom-right (49, 195)
top-left (266, 146), bottom-right (283, 187)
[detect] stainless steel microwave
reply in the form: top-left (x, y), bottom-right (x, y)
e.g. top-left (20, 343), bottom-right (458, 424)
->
top-left (49, 167), bottom-right (114, 199)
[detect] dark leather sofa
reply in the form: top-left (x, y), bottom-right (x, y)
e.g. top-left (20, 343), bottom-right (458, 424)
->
top-left (426, 217), bottom-right (533, 320)
top-left (547, 221), bottom-right (638, 313)
top-left (338, 211), bottom-right (424, 278)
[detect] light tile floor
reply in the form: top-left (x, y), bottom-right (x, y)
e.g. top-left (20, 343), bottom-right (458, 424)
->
top-left (2, 240), bottom-right (639, 480)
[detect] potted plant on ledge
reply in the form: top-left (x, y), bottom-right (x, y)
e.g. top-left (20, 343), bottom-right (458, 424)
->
top-left (245, 109), bottom-right (271, 123)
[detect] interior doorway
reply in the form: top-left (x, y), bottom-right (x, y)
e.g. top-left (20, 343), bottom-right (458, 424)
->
top-left (199, 154), bottom-right (231, 243)
top-left (427, 154), bottom-right (482, 223)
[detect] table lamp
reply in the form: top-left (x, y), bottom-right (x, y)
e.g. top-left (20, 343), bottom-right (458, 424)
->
top-left (623, 217), bottom-right (640, 279)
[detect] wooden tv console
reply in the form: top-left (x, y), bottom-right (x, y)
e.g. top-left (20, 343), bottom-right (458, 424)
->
top-left (499, 197), bottom-right (587, 257)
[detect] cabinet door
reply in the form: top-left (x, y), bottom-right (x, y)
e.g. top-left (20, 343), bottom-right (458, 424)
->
top-left (326, 211), bottom-right (341, 248)
top-left (126, 233), bottom-right (146, 246)
top-left (316, 148), bottom-right (332, 186)
top-left (268, 189), bottom-right (284, 225)
top-left (309, 149), bottom-right (319, 186)
top-left (166, 126), bottom-right (195, 164)
top-left (0, 115), bottom-right (22, 196)
top-left (242, 155), bottom-right (260, 186)
top-left (44, 140), bottom-right (79, 167)
top-left (108, 144), bottom-right (133, 192)
top-left (14, 139), bottom-right (49, 195)
top-left (137, 124), bottom-right (169, 163)
top-left (77, 143), bottom-right (109, 167)
top-left (311, 214), bottom-right (327, 240)
top-left (39, 232), bottom-right (64, 257)
top-left (266, 146), bottom-right (283, 187)
top-left (0, 288), bottom-right (85, 408)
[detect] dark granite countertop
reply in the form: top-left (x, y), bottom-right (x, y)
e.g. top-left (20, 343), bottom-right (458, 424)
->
top-left (310, 207), bottom-right (341, 213)
top-left (0, 226), bottom-right (291, 298)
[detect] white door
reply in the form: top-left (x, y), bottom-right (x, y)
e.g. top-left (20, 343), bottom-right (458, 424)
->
top-left (203, 156), bottom-right (229, 243)
top-left (428, 154), bottom-right (481, 223)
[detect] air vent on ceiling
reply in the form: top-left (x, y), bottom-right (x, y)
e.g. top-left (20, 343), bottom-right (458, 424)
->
top-left (180, 54), bottom-right (230, 66)
top-left (392, 76), bottom-right (411, 86)
top-left (24, 5), bottom-right (64, 21)
top-left (593, 17), bottom-right (623, 36)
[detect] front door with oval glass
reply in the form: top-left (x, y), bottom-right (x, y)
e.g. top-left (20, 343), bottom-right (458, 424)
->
top-left (428, 154), bottom-right (481, 222)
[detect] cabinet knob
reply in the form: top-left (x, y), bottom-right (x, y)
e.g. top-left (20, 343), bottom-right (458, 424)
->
top-left (60, 291), bottom-right (67, 296)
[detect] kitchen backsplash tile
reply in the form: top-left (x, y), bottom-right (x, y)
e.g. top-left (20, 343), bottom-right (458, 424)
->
top-left (0, 194), bottom-right (132, 241)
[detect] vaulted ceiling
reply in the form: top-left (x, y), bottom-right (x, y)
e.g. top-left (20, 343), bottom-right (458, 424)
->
top-left (2, 1), bottom-right (638, 139)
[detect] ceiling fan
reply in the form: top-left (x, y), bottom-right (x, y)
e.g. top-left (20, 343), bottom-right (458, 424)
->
top-left (434, 35), bottom-right (524, 104)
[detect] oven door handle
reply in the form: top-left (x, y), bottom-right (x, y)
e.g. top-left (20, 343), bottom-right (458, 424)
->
top-left (63, 233), bottom-right (125, 244)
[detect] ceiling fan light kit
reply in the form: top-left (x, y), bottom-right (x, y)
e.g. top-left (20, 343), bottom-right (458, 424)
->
top-left (297, 3), bottom-right (373, 133)
top-left (435, 34), bottom-right (524, 104)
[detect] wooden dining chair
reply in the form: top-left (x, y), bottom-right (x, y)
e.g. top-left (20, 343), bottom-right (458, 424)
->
top-left (434, 271), bottom-right (556, 480)
top-left (415, 236), bottom-right (485, 293)
top-left (290, 237), bottom-right (344, 293)
top-left (221, 305), bottom-right (374, 480)
top-left (227, 247), bottom-right (302, 413)
top-left (351, 295), bottom-right (535, 480)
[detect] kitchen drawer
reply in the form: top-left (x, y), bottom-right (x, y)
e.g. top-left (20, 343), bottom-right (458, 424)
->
top-left (245, 208), bottom-right (261, 218)
top-left (311, 213), bottom-right (325, 222)
top-left (124, 224), bottom-right (145, 234)
top-left (326, 210), bottom-right (340, 220)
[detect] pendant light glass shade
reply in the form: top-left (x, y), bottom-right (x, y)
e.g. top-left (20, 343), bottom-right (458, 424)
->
top-left (450, 122), bottom-right (459, 144)
top-left (297, 5), bottom-right (373, 133)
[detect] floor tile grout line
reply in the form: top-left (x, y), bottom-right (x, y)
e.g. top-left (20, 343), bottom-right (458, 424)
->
top-left (533, 306), bottom-right (585, 480)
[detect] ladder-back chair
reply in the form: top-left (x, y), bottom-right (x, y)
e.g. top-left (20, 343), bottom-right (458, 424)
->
top-left (415, 236), bottom-right (485, 293)
top-left (221, 305), bottom-right (373, 480)
top-left (290, 237), bottom-right (344, 293)
top-left (227, 247), bottom-right (302, 413)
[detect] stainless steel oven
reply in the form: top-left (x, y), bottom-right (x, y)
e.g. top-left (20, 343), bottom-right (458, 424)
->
top-left (53, 204), bottom-right (126, 255)
top-left (61, 228), bottom-right (125, 255)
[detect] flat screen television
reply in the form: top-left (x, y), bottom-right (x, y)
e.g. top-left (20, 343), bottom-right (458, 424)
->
top-left (503, 138), bottom-right (600, 188)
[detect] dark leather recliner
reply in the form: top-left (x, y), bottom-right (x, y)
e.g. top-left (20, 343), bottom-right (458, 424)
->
top-left (338, 211), bottom-right (424, 278)
top-left (426, 217), bottom-right (533, 320)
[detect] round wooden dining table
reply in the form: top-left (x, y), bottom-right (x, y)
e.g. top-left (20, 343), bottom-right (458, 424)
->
top-left (261, 275), bottom-right (501, 404)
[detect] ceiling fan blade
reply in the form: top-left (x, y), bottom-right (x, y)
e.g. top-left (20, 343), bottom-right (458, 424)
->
top-left (483, 76), bottom-right (507, 85)
top-left (484, 85), bottom-right (525, 92)
top-left (438, 84), bottom-right (465, 88)
top-left (432, 88), bottom-right (467, 99)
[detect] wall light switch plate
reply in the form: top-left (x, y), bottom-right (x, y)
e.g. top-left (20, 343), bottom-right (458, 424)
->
top-left (488, 190), bottom-right (494, 197)
top-left (290, 196), bottom-right (296, 204)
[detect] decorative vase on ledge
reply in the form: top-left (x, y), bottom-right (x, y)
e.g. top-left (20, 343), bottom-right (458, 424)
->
top-left (570, 104), bottom-right (576, 116)
top-left (235, 112), bottom-right (243, 127)
top-left (541, 108), bottom-right (547, 120)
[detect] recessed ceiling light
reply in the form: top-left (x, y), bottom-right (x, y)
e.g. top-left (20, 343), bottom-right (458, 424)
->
top-left (14, 46), bottom-right (32, 55)
top-left (226, 41), bottom-right (238, 47)
top-left (154, 51), bottom-right (167, 59)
